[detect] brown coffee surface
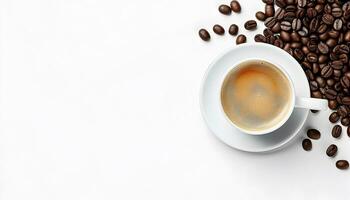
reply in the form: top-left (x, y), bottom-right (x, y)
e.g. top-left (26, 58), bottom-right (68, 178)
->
top-left (221, 60), bottom-right (292, 132)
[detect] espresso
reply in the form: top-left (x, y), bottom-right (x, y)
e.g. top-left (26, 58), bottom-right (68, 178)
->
top-left (221, 60), bottom-right (292, 132)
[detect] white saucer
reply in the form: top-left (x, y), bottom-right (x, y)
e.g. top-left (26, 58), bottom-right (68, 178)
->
top-left (200, 43), bottom-right (310, 153)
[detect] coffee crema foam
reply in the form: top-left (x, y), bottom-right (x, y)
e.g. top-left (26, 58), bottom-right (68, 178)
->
top-left (221, 60), bottom-right (292, 132)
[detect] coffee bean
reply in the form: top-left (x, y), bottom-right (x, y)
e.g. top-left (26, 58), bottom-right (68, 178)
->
top-left (329, 112), bottom-right (340, 123)
top-left (213, 24), bottom-right (225, 35)
top-left (265, 5), bottom-right (275, 17)
top-left (298, 0), bottom-right (307, 7)
top-left (336, 160), bottom-right (349, 170)
top-left (332, 7), bottom-right (342, 17)
top-left (256, 11), bottom-right (266, 21)
top-left (271, 22), bottom-right (282, 33)
top-left (318, 42), bottom-right (329, 54)
top-left (280, 31), bottom-right (291, 41)
top-left (302, 138), bottom-right (312, 151)
top-left (333, 19), bottom-right (343, 31)
top-left (322, 14), bottom-right (334, 24)
top-left (332, 125), bottom-right (342, 138)
top-left (293, 48), bottom-right (304, 60)
top-left (229, 24), bottom-right (239, 36)
top-left (312, 91), bottom-right (323, 98)
top-left (292, 18), bottom-right (302, 31)
top-left (307, 129), bottom-right (321, 139)
top-left (281, 21), bottom-right (292, 31)
top-left (326, 144), bottom-right (338, 157)
top-left (254, 34), bottom-right (266, 42)
top-left (275, 8), bottom-right (286, 20)
top-left (341, 117), bottom-right (350, 126)
top-left (198, 29), bottom-right (210, 41)
top-left (276, 0), bottom-right (287, 8)
top-left (230, 1), bottom-right (241, 13)
top-left (331, 60), bottom-right (343, 70)
top-left (244, 20), bottom-right (257, 30)
top-left (317, 24), bottom-right (328, 34)
top-left (265, 17), bottom-right (277, 28)
top-left (291, 32), bottom-right (301, 42)
top-left (219, 4), bottom-right (232, 15)
top-left (345, 31), bottom-right (350, 42)
top-left (285, 11), bottom-right (296, 21)
top-left (262, 0), bottom-right (273, 5)
top-left (285, 5), bottom-right (296, 12)
top-left (328, 30), bottom-right (339, 39)
top-left (236, 34), bottom-right (246, 44)
top-left (326, 38), bottom-right (337, 47)
top-left (307, 8), bottom-right (317, 18)
top-left (329, 100), bottom-right (338, 109)
top-left (338, 105), bottom-right (350, 117)
top-left (321, 65), bottom-right (333, 78)
top-left (316, 76), bottom-right (326, 88)
top-left (342, 97), bottom-right (350, 105)
top-left (285, 0), bottom-right (295, 5)
top-left (309, 18), bottom-right (319, 33)
top-left (307, 52), bottom-right (318, 63)
top-left (298, 26), bottom-right (308, 36)
top-left (327, 78), bottom-right (336, 87)
top-left (310, 81), bottom-right (318, 91)
top-left (341, 76), bottom-right (350, 88)
top-left (274, 38), bottom-right (284, 48)
top-left (339, 54), bottom-right (348, 64)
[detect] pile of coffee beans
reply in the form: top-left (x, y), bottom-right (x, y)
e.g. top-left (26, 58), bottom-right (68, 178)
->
top-left (198, 0), bottom-right (350, 170)
top-left (198, 1), bottom-right (260, 44)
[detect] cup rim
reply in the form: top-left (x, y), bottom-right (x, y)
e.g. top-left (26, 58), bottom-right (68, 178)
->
top-left (219, 58), bottom-right (296, 135)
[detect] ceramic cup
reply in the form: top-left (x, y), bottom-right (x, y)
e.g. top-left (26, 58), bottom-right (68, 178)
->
top-left (219, 58), bottom-right (328, 135)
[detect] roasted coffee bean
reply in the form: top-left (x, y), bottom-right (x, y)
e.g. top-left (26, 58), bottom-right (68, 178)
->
top-left (198, 29), bottom-right (210, 41)
top-left (292, 18), bottom-right (302, 31)
top-left (263, 28), bottom-right (273, 37)
top-left (310, 81), bottom-right (318, 91)
top-left (274, 38), bottom-right (284, 48)
top-left (332, 125), bottom-right (342, 138)
top-left (342, 97), bottom-right (350, 105)
top-left (317, 24), bottom-right (328, 34)
top-left (327, 78), bottom-right (336, 87)
top-left (229, 24), bottom-right (239, 36)
top-left (312, 90), bottom-right (322, 98)
top-left (298, 0), bottom-right (306, 7)
top-left (345, 31), bottom-right (350, 42)
top-left (326, 144), bottom-right (338, 157)
top-left (254, 34), bottom-right (266, 42)
top-left (230, 1), bottom-right (241, 13)
top-left (316, 76), bottom-right (326, 88)
top-left (341, 76), bottom-right (350, 88)
top-left (219, 4), bottom-right (232, 15)
top-left (213, 24), bottom-right (225, 35)
top-left (271, 22), bottom-right (281, 33)
top-left (275, 8), bottom-right (286, 20)
top-left (318, 42), bottom-right (329, 54)
top-left (298, 27), bottom-right (309, 36)
top-left (333, 19), bottom-right (343, 31)
top-left (321, 65), bottom-right (333, 78)
top-left (338, 105), bottom-right (350, 117)
top-left (265, 5), bottom-right (275, 17)
top-left (256, 11), bottom-right (266, 21)
top-left (302, 61), bottom-right (312, 70)
top-left (302, 138), bottom-right (312, 151)
top-left (281, 31), bottom-right (291, 42)
top-left (325, 3), bottom-right (332, 14)
top-left (319, 32), bottom-right (329, 41)
top-left (322, 14), bottom-right (334, 24)
top-left (312, 63), bottom-right (320, 74)
top-left (244, 20), bottom-right (257, 30)
top-left (265, 17), bottom-right (276, 28)
top-left (281, 21), bottom-right (292, 31)
top-left (307, 8), bottom-right (317, 18)
top-left (262, 0), bottom-right (273, 5)
top-left (309, 18), bottom-right (319, 33)
top-left (293, 48), bottom-right (304, 60)
top-left (236, 34), bottom-right (246, 44)
top-left (336, 160), bottom-right (350, 171)
top-left (341, 117), bottom-right (350, 126)
top-left (307, 129), bottom-right (321, 139)
top-left (339, 54), bottom-right (348, 63)
top-left (331, 60), bottom-right (343, 70)
top-left (276, 0), bottom-right (286, 8)
top-left (325, 89), bottom-right (337, 99)
top-left (307, 53), bottom-right (318, 63)
top-left (329, 100), bottom-right (338, 109)
top-left (285, 11), bottom-right (296, 21)
top-left (326, 38), bottom-right (337, 47)
top-left (334, 44), bottom-right (349, 54)
top-left (332, 7), bottom-right (342, 17)
top-left (285, 0), bottom-right (294, 5)
top-left (336, 160), bottom-right (349, 170)
top-left (285, 5), bottom-right (296, 12)
top-left (328, 30), bottom-right (339, 39)
top-left (329, 112), bottom-right (340, 123)
top-left (318, 55), bottom-right (328, 63)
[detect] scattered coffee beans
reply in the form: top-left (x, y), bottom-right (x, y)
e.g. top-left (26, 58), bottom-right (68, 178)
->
top-left (302, 138), bottom-right (312, 151)
top-left (307, 129), bottom-right (321, 139)
top-left (244, 20), bottom-right (257, 30)
top-left (332, 125), bottom-right (342, 138)
top-left (219, 4), bottom-right (232, 15)
top-left (326, 144), bottom-right (338, 157)
top-left (213, 24), bottom-right (225, 35)
top-left (236, 34), bottom-right (246, 44)
top-left (198, 29), bottom-right (210, 41)
top-left (336, 160), bottom-right (349, 170)
top-left (229, 24), bottom-right (239, 36)
top-left (230, 1), bottom-right (241, 13)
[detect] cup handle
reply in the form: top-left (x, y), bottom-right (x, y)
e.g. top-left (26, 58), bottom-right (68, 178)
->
top-left (295, 97), bottom-right (328, 110)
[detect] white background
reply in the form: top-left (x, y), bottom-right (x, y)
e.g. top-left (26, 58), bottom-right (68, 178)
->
top-left (0, 0), bottom-right (349, 199)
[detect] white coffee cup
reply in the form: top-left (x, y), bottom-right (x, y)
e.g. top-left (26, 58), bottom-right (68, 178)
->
top-left (219, 58), bottom-right (328, 135)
